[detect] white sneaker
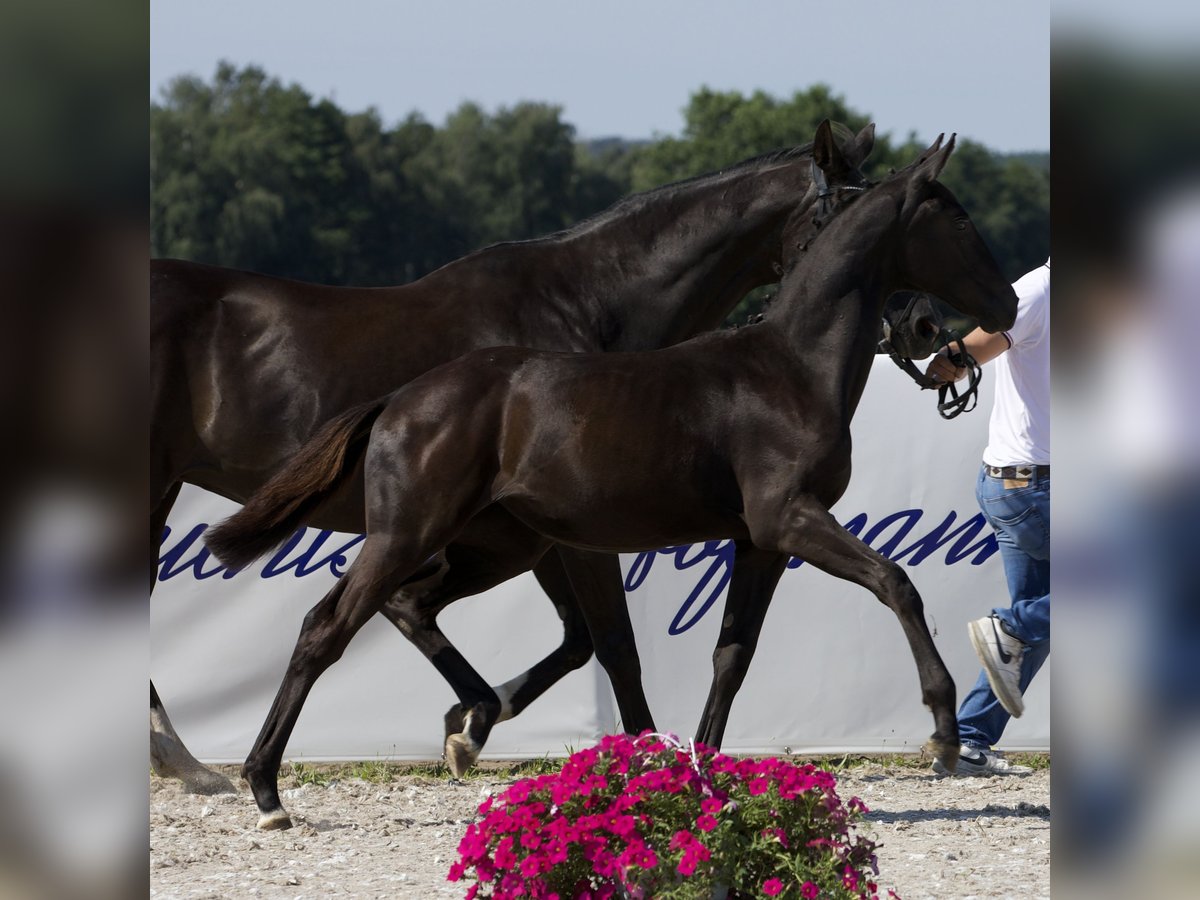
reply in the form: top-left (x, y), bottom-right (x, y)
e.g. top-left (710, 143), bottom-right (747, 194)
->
top-left (968, 615), bottom-right (1026, 717)
top-left (933, 744), bottom-right (1033, 776)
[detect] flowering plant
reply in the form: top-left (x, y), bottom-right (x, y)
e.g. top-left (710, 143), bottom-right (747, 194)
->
top-left (448, 732), bottom-right (896, 899)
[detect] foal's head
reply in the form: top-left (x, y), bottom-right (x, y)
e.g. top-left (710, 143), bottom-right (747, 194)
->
top-left (781, 135), bottom-right (1018, 335)
top-left (881, 136), bottom-right (1018, 334)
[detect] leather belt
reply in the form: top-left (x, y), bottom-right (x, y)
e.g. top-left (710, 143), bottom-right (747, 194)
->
top-left (985, 464), bottom-right (1049, 479)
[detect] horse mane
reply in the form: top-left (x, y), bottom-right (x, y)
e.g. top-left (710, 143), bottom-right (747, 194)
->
top-left (461, 141), bottom-right (830, 262)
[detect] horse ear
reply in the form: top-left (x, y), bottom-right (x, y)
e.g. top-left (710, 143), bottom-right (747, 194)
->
top-left (916, 133), bottom-right (945, 166)
top-left (812, 119), bottom-right (852, 175)
top-left (915, 133), bottom-right (956, 182)
top-left (847, 122), bottom-right (876, 167)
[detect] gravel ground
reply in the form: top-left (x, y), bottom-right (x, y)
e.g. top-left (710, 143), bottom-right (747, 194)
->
top-left (150, 761), bottom-right (1049, 899)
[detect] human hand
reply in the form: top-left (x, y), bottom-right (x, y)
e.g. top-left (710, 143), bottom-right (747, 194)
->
top-left (925, 347), bottom-right (967, 383)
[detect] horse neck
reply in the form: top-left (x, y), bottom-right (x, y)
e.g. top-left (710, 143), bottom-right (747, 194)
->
top-left (766, 224), bottom-right (897, 418)
top-left (560, 160), bottom-right (813, 350)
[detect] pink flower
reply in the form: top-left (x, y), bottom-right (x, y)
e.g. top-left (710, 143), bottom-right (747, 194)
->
top-left (696, 814), bottom-right (718, 832)
top-left (842, 865), bottom-right (860, 891)
top-left (701, 797), bottom-right (724, 814)
top-left (669, 830), bottom-right (694, 851)
top-left (763, 878), bottom-right (784, 896)
top-left (494, 836), bottom-right (517, 870)
top-left (800, 882), bottom-right (820, 899)
top-left (519, 855), bottom-right (542, 878)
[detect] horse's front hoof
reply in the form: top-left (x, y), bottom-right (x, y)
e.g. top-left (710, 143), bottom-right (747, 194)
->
top-left (444, 733), bottom-right (479, 778)
top-left (256, 808), bottom-right (293, 831)
top-left (925, 737), bottom-right (959, 774)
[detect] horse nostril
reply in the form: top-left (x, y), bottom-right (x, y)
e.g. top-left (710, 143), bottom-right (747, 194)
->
top-left (918, 317), bottom-right (939, 339)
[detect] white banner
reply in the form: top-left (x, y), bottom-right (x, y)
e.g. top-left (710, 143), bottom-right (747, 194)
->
top-left (152, 358), bottom-right (1049, 763)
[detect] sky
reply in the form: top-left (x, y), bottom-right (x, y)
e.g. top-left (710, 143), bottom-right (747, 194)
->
top-left (151, 0), bottom-right (1049, 153)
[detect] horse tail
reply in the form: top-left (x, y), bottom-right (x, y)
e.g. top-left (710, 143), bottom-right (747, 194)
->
top-left (205, 397), bottom-right (389, 570)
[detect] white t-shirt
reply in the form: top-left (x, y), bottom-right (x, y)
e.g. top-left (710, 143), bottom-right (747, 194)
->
top-left (982, 261), bottom-right (1050, 467)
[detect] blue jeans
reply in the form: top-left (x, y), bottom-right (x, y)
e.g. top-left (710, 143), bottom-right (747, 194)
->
top-left (958, 464), bottom-right (1051, 749)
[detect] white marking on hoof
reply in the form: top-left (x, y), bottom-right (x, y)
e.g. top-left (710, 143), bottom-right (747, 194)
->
top-left (444, 733), bottom-right (480, 778)
top-left (256, 808), bottom-right (293, 831)
top-left (494, 673), bottom-right (529, 723)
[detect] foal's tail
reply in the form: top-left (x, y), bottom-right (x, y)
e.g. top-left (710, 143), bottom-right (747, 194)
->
top-left (205, 397), bottom-right (389, 570)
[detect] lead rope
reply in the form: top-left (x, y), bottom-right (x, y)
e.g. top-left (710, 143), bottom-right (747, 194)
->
top-left (878, 323), bottom-right (982, 420)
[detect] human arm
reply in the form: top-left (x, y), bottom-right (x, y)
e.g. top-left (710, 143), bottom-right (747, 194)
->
top-left (924, 328), bottom-right (1012, 383)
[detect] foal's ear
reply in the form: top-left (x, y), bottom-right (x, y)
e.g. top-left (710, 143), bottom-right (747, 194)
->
top-left (913, 133), bottom-right (957, 182)
top-left (846, 122), bottom-right (876, 167)
top-left (812, 118), bottom-right (853, 176)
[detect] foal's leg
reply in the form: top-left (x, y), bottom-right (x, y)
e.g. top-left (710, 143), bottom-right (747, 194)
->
top-left (377, 538), bottom-right (558, 776)
top-left (694, 542), bottom-right (790, 749)
top-left (433, 546), bottom-right (597, 773)
top-left (242, 533), bottom-right (463, 829)
top-left (150, 482), bottom-right (237, 794)
top-left (749, 496), bottom-right (959, 772)
top-left (559, 548), bottom-right (656, 734)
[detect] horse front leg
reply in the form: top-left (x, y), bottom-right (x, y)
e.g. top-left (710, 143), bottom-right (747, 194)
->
top-left (694, 542), bottom-right (790, 749)
top-left (748, 495), bottom-right (959, 772)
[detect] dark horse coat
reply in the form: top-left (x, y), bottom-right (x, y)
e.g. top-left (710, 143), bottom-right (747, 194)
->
top-left (153, 121), bottom-right (878, 791)
top-left (208, 135), bottom-right (1018, 829)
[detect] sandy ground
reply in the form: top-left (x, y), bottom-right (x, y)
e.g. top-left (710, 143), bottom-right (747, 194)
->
top-left (150, 761), bottom-right (1049, 899)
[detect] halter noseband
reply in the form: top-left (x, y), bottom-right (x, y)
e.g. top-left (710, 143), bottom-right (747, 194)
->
top-left (878, 293), bottom-right (982, 420)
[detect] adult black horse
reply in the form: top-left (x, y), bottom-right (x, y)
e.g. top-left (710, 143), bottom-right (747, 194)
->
top-left (208, 134), bottom-right (1018, 829)
top-left (152, 121), bottom-right (879, 792)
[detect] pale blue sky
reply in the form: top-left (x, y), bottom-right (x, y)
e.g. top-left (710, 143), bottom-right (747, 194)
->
top-left (151, 0), bottom-right (1049, 152)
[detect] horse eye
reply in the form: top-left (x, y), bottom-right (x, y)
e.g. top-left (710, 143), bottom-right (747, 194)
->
top-left (955, 219), bottom-right (968, 231)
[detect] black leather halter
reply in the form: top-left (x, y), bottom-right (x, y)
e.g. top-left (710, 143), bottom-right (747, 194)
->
top-left (810, 158), bottom-right (869, 219)
top-left (878, 294), bottom-right (982, 421)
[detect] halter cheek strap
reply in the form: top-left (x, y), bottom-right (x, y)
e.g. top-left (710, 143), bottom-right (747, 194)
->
top-left (878, 320), bottom-right (982, 420)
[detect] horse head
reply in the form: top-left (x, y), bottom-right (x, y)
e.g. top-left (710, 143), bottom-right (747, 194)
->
top-left (889, 135), bottom-right (1019, 334)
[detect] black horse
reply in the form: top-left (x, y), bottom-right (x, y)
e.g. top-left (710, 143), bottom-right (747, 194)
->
top-left (152, 121), bottom-right (880, 792)
top-left (208, 134), bottom-right (1018, 829)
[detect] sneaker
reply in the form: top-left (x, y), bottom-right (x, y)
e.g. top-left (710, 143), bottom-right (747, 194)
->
top-left (968, 614), bottom-right (1026, 717)
top-left (933, 744), bottom-right (1033, 776)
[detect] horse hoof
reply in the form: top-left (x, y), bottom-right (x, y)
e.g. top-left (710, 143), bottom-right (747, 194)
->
top-left (256, 808), bottom-right (293, 831)
top-left (444, 733), bottom-right (479, 778)
top-left (181, 768), bottom-right (237, 796)
top-left (924, 737), bottom-right (959, 774)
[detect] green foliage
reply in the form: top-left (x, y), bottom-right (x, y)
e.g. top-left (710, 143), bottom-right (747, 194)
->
top-left (286, 761), bottom-right (332, 787)
top-left (152, 64), bottom-right (1049, 300)
top-left (630, 84), bottom-right (872, 190)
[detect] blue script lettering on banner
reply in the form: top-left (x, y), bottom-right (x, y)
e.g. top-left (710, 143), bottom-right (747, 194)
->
top-left (623, 509), bottom-right (998, 634)
top-left (623, 541), bottom-right (737, 636)
top-left (260, 529), bottom-right (365, 579)
top-left (158, 524), bottom-right (237, 581)
top-left (158, 526), bottom-right (365, 582)
top-left (159, 510), bottom-right (997, 636)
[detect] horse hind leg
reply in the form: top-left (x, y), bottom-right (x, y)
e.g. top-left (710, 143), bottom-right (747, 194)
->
top-left (242, 523), bottom-right (477, 829)
top-left (150, 482), bottom-right (236, 794)
top-left (750, 496), bottom-right (959, 772)
top-left (434, 545), bottom-right (603, 771)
